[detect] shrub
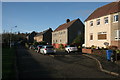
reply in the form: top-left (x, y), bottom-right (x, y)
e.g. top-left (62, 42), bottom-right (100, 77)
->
top-left (108, 46), bottom-right (118, 50)
top-left (39, 41), bottom-right (47, 45)
top-left (25, 43), bottom-right (29, 48)
top-left (59, 44), bottom-right (64, 49)
top-left (91, 45), bottom-right (97, 49)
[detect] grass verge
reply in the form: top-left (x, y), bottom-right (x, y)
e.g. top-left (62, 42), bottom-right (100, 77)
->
top-left (2, 46), bottom-right (16, 80)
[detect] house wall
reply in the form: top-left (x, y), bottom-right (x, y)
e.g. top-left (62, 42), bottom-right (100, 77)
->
top-left (111, 12), bottom-right (120, 48)
top-left (68, 19), bottom-right (84, 44)
top-left (27, 32), bottom-right (36, 43)
top-left (34, 35), bottom-right (43, 42)
top-left (85, 12), bottom-right (120, 48)
top-left (43, 29), bottom-right (52, 44)
top-left (52, 29), bottom-right (68, 48)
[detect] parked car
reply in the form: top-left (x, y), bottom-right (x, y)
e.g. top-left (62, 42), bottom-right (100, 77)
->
top-left (40, 45), bottom-right (56, 54)
top-left (65, 45), bottom-right (78, 53)
top-left (29, 45), bottom-right (36, 50)
top-left (37, 45), bottom-right (43, 53)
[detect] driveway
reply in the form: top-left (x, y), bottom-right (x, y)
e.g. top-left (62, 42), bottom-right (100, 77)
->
top-left (16, 46), bottom-right (117, 79)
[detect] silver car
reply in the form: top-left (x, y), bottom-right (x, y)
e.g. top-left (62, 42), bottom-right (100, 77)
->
top-left (65, 45), bottom-right (78, 53)
top-left (40, 45), bottom-right (56, 54)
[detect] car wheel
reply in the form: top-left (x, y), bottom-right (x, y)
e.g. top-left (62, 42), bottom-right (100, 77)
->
top-left (67, 50), bottom-right (70, 53)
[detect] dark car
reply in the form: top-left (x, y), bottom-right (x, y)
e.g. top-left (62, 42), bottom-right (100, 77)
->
top-left (37, 45), bottom-right (43, 53)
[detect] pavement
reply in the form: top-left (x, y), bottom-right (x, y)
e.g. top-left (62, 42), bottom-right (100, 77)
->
top-left (83, 53), bottom-right (120, 77)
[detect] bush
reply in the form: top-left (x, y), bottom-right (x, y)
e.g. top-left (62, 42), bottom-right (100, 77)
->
top-left (108, 46), bottom-right (118, 50)
top-left (25, 43), bottom-right (29, 48)
top-left (91, 45), bottom-right (97, 49)
top-left (59, 44), bottom-right (64, 49)
top-left (39, 41), bottom-right (47, 45)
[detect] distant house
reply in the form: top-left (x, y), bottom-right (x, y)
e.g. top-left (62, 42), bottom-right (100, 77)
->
top-left (52, 18), bottom-right (84, 48)
top-left (26, 31), bottom-right (37, 43)
top-left (34, 28), bottom-right (53, 44)
top-left (85, 1), bottom-right (120, 48)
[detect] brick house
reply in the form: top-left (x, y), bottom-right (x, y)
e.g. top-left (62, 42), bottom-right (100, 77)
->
top-left (52, 19), bottom-right (84, 48)
top-left (85, 2), bottom-right (120, 48)
top-left (34, 28), bottom-right (53, 44)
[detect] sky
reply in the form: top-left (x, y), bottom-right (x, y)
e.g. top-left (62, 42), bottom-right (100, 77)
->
top-left (2, 2), bottom-right (110, 33)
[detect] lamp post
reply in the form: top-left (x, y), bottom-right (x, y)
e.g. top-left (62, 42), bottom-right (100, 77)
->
top-left (10, 26), bottom-right (17, 48)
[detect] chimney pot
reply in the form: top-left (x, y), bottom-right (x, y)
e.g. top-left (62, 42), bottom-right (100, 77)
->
top-left (66, 19), bottom-right (70, 23)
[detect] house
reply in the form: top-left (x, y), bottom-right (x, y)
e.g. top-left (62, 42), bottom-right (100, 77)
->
top-left (84, 1), bottom-right (120, 48)
top-left (52, 18), bottom-right (84, 48)
top-left (34, 28), bottom-right (53, 44)
top-left (26, 31), bottom-right (37, 43)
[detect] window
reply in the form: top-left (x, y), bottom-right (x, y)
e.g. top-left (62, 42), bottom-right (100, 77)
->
top-left (54, 33), bottom-right (57, 36)
top-left (90, 21), bottom-right (93, 26)
top-left (60, 39), bottom-right (62, 42)
top-left (104, 17), bottom-right (108, 24)
top-left (115, 30), bottom-right (120, 40)
top-left (90, 33), bottom-right (93, 40)
top-left (97, 19), bottom-right (100, 25)
top-left (113, 15), bottom-right (118, 22)
top-left (98, 32), bottom-right (107, 40)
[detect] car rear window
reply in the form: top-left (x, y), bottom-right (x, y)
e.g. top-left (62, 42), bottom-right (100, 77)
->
top-left (70, 45), bottom-right (76, 47)
top-left (46, 46), bottom-right (53, 48)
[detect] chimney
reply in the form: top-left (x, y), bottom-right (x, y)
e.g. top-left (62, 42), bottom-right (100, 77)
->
top-left (66, 19), bottom-right (70, 23)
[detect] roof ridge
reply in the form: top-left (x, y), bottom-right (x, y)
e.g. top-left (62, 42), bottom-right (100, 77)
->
top-left (53, 18), bottom-right (79, 32)
top-left (85, 2), bottom-right (120, 21)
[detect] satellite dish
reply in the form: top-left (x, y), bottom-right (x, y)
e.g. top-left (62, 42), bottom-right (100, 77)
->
top-left (104, 42), bottom-right (109, 46)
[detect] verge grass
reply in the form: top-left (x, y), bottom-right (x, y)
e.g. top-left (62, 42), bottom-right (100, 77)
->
top-left (2, 47), bottom-right (16, 80)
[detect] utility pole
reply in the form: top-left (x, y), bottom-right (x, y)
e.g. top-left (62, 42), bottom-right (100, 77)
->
top-left (10, 26), bottom-right (17, 48)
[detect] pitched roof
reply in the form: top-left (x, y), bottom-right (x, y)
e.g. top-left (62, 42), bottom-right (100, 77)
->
top-left (54, 19), bottom-right (80, 32)
top-left (85, 2), bottom-right (120, 21)
top-left (35, 28), bottom-right (52, 37)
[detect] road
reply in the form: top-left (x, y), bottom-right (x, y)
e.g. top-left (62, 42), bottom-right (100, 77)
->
top-left (16, 46), bottom-right (117, 79)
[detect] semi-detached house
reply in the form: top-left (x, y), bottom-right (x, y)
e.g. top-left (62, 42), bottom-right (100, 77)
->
top-left (34, 28), bottom-right (53, 44)
top-left (52, 19), bottom-right (84, 48)
top-left (85, 1), bottom-right (120, 48)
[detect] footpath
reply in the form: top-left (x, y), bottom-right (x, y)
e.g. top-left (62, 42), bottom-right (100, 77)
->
top-left (83, 53), bottom-right (120, 78)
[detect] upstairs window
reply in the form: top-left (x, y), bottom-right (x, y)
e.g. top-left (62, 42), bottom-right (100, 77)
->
top-left (113, 15), bottom-right (118, 22)
top-left (90, 21), bottom-right (93, 26)
top-left (97, 19), bottom-right (100, 25)
top-left (98, 32), bottom-right (107, 40)
top-left (104, 17), bottom-right (108, 24)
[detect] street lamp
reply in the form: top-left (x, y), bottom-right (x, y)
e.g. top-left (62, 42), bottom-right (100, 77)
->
top-left (10, 26), bottom-right (17, 48)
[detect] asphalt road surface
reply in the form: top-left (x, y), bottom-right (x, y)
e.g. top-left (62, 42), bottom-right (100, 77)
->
top-left (16, 46), bottom-right (118, 79)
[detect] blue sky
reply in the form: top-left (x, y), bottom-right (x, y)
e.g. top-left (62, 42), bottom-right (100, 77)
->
top-left (2, 2), bottom-right (110, 33)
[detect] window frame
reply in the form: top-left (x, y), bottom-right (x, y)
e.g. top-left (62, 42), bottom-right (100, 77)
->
top-left (104, 17), bottom-right (108, 24)
top-left (96, 19), bottom-right (100, 25)
top-left (113, 15), bottom-right (118, 22)
top-left (90, 21), bottom-right (93, 26)
top-left (98, 32), bottom-right (107, 40)
top-left (90, 33), bottom-right (93, 41)
top-left (115, 30), bottom-right (120, 40)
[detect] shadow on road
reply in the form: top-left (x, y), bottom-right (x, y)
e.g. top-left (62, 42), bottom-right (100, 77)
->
top-left (16, 46), bottom-right (52, 79)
